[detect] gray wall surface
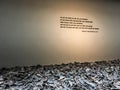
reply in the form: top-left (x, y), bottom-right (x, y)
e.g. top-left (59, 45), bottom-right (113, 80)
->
top-left (0, 0), bottom-right (120, 67)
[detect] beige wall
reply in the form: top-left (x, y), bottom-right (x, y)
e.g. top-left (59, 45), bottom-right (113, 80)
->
top-left (0, 0), bottom-right (120, 67)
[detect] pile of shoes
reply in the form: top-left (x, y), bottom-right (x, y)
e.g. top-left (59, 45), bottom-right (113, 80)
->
top-left (0, 59), bottom-right (120, 90)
